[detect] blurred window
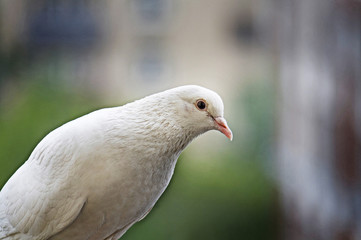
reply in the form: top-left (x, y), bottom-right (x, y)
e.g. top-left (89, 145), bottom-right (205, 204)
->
top-left (26, 1), bottom-right (99, 50)
top-left (135, 0), bottom-right (167, 23)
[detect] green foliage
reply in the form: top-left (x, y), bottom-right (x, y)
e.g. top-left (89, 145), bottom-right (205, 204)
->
top-left (232, 78), bottom-right (276, 175)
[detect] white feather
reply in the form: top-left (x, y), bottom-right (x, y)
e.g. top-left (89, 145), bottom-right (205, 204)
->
top-left (0, 85), bottom-right (230, 240)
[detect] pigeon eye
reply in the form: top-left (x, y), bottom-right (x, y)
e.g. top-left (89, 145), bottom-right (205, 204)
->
top-left (196, 99), bottom-right (207, 110)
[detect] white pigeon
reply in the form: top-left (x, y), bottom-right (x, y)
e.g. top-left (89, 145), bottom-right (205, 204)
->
top-left (0, 85), bottom-right (232, 240)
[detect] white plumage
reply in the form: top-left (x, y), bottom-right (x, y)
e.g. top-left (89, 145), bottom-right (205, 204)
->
top-left (0, 85), bottom-right (232, 240)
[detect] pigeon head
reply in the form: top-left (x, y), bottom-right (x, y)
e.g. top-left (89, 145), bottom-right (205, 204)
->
top-left (167, 85), bottom-right (233, 141)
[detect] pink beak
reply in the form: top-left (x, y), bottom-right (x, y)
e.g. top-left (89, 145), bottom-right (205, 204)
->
top-left (214, 117), bottom-right (233, 141)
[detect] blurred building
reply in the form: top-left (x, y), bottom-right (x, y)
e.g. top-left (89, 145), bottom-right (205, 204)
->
top-left (0, 0), bottom-right (260, 102)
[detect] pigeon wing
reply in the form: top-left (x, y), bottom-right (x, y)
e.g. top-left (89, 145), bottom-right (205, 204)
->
top-left (0, 131), bottom-right (88, 240)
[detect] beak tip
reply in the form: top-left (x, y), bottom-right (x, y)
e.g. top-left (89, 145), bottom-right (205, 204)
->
top-left (225, 129), bottom-right (233, 141)
top-left (214, 117), bottom-right (233, 141)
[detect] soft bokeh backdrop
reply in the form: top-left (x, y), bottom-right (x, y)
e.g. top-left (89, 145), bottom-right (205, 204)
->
top-left (1, 1), bottom-right (360, 240)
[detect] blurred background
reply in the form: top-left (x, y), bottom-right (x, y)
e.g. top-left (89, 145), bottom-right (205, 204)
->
top-left (0, 0), bottom-right (360, 239)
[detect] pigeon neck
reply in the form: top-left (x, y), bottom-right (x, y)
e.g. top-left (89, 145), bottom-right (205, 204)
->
top-left (109, 102), bottom-right (198, 157)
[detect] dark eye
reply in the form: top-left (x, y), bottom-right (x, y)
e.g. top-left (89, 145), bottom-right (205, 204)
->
top-left (196, 99), bottom-right (207, 110)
